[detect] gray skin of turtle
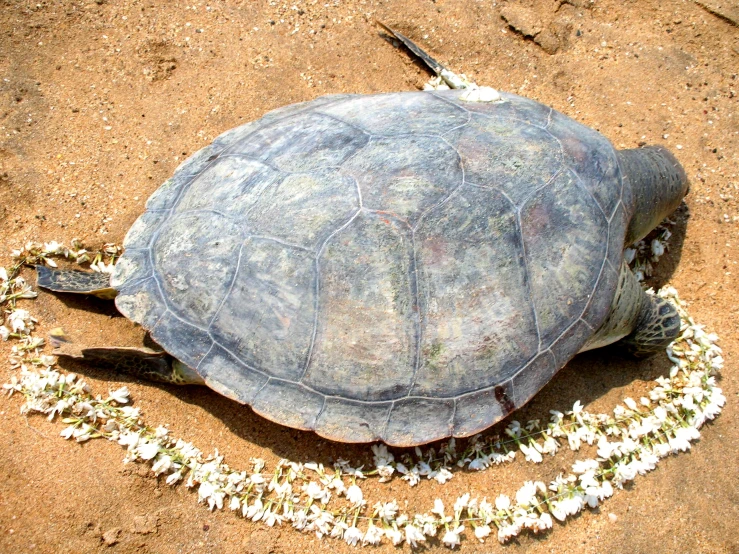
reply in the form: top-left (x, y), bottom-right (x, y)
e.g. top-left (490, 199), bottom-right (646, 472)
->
top-left (38, 89), bottom-right (688, 447)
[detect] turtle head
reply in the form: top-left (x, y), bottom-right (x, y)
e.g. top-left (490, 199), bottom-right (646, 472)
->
top-left (618, 145), bottom-right (689, 244)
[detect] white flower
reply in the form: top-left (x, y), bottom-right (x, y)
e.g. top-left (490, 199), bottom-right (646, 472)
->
top-left (244, 497), bottom-right (264, 520)
top-left (453, 493), bottom-right (470, 514)
top-left (541, 436), bottom-right (559, 455)
top-left (401, 466), bottom-right (421, 486)
top-left (44, 241), bottom-right (63, 254)
top-left (651, 239), bottom-right (665, 258)
top-left (8, 309), bottom-right (31, 333)
top-left (108, 386), bottom-right (130, 404)
top-left (494, 494), bottom-right (511, 511)
top-left (536, 513), bottom-right (553, 531)
top-left (0, 267), bottom-right (7, 281)
top-left (166, 470), bottom-right (183, 485)
top-left (344, 525), bottom-right (363, 546)
top-left (362, 524), bottom-right (383, 545)
top-left (302, 481), bottom-right (331, 504)
top-left (385, 527), bottom-right (403, 545)
top-left (404, 524), bottom-right (426, 548)
top-left (515, 481), bottom-right (538, 507)
top-left (263, 509), bottom-right (283, 527)
top-left (474, 524), bottom-right (491, 541)
top-left (151, 454), bottom-right (172, 475)
top-left (433, 467), bottom-right (453, 484)
top-left (60, 425), bottom-right (76, 439)
top-left (497, 523), bottom-right (518, 543)
top-left (442, 525), bottom-right (464, 549)
top-left (468, 455), bottom-right (489, 470)
top-left (137, 441), bottom-right (161, 460)
top-left (376, 500), bottom-right (399, 521)
top-left (0, 326), bottom-right (9, 341)
top-left (520, 441), bottom-right (543, 463)
top-left (572, 459), bottom-right (600, 474)
top-left (431, 498), bottom-right (445, 517)
top-left (345, 484), bottom-right (364, 507)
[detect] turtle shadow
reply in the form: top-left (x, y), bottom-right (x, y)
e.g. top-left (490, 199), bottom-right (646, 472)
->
top-left (510, 344), bottom-right (674, 425)
top-left (54, 336), bottom-right (675, 470)
top-left (177, 343), bottom-right (675, 467)
top-left (53, 355), bottom-right (379, 467)
top-left (44, 292), bottom-right (122, 318)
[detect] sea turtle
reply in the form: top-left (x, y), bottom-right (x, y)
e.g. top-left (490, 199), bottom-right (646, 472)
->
top-left (37, 32), bottom-right (688, 447)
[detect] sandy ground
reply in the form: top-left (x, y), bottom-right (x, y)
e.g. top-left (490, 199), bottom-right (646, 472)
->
top-left (1, 0), bottom-right (738, 552)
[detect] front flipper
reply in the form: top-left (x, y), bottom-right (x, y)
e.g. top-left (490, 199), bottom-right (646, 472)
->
top-left (50, 328), bottom-right (205, 385)
top-left (36, 265), bottom-right (117, 300)
top-left (620, 295), bottom-right (681, 358)
top-left (581, 263), bottom-right (680, 357)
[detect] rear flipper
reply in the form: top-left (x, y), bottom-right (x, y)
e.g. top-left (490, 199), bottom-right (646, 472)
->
top-left (50, 329), bottom-right (204, 385)
top-left (620, 295), bottom-right (681, 358)
top-left (36, 265), bottom-right (117, 300)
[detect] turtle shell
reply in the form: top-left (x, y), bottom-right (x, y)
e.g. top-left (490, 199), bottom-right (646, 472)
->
top-left (111, 89), bottom-right (631, 446)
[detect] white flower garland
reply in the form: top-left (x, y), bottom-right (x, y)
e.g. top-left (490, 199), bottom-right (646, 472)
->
top-left (1, 236), bottom-right (726, 548)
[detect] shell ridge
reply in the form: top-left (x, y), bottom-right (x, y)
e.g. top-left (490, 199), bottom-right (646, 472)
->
top-left (410, 135), bottom-right (466, 233)
top-left (300, 258), bottom-right (321, 382)
top-left (519, 166), bottom-right (565, 212)
top-left (543, 125), bottom-right (568, 169)
top-left (571, 173), bottom-right (612, 329)
top-left (515, 196), bottom-right (545, 352)
top-left (464, 109), bottom-right (549, 132)
top-left (176, 207), bottom-right (240, 222)
top-left (427, 90), bottom-right (473, 117)
top-left (314, 396), bottom-right (328, 428)
top-left (207, 240), bottom-right (247, 329)
top-left (217, 95), bottom-right (349, 158)
top-left (248, 234), bottom-right (314, 253)
top-left (251, 377), bottom-right (272, 403)
top-left (448, 398), bottom-right (458, 437)
top-left (195, 342), bottom-right (216, 373)
top-left (298, 206), bottom-right (363, 382)
top-left (608, 199), bottom-right (624, 224)
top-left (378, 400), bottom-right (397, 442)
top-left (209, 340), bottom-right (273, 380)
top-left (218, 153), bottom-right (282, 173)
top-left (573, 169), bottom-right (609, 219)
top-left (408, 232), bottom-right (422, 392)
top-left (545, 106), bottom-right (554, 129)
top-left (440, 109), bottom-right (473, 138)
top-left (311, 110), bottom-right (373, 137)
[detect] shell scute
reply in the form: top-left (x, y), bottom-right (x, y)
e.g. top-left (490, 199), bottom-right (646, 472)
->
top-left (317, 91), bottom-right (469, 136)
top-left (303, 213), bottom-right (417, 401)
top-left (208, 238), bottom-right (316, 381)
top-left (520, 171), bottom-right (608, 346)
top-left (413, 185), bottom-right (537, 397)
top-left (227, 111), bottom-right (369, 173)
top-left (453, 112), bottom-right (564, 206)
top-left (341, 134), bottom-right (462, 226)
